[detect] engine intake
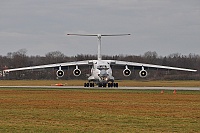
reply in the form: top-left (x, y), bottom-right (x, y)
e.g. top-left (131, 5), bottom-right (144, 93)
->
top-left (139, 70), bottom-right (148, 78)
top-left (56, 70), bottom-right (64, 77)
top-left (123, 68), bottom-right (131, 76)
top-left (73, 69), bottom-right (81, 76)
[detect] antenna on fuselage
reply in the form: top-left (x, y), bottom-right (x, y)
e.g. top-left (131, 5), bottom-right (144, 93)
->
top-left (67, 33), bottom-right (131, 60)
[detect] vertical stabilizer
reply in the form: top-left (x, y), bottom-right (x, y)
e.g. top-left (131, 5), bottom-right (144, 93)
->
top-left (97, 34), bottom-right (102, 60)
top-left (67, 33), bottom-right (130, 60)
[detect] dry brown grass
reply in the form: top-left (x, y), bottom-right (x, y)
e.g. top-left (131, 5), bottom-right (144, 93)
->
top-left (0, 80), bottom-right (86, 86)
top-left (118, 80), bottom-right (200, 87)
top-left (1, 80), bottom-right (200, 87)
top-left (0, 88), bottom-right (199, 132)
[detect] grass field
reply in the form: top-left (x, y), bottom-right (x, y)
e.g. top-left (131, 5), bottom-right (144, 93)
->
top-left (1, 80), bottom-right (200, 87)
top-left (0, 88), bottom-right (199, 132)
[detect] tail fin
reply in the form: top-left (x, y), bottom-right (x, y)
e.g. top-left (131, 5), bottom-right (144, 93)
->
top-left (67, 34), bottom-right (131, 60)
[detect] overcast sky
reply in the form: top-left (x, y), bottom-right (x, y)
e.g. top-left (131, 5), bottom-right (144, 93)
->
top-left (0, 0), bottom-right (200, 57)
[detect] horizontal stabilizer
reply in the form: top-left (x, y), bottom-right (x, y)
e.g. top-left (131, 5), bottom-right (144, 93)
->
top-left (67, 34), bottom-right (131, 37)
top-left (67, 33), bottom-right (131, 60)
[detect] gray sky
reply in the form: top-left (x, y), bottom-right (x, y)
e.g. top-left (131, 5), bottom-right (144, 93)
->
top-left (0, 0), bottom-right (200, 56)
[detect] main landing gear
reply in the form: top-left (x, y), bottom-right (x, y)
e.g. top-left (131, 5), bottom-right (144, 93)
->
top-left (84, 82), bottom-right (95, 87)
top-left (84, 82), bottom-right (118, 88)
top-left (98, 82), bottom-right (118, 88)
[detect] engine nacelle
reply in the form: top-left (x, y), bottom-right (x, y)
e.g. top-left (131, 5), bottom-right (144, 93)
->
top-left (73, 69), bottom-right (81, 76)
top-left (56, 70), bottom-right (64, 77)
top-left (123, 68), bottom-right (131, 77)
top-left (0, 71), bottom-right (2, 77)
top-left (139, 70), bottom-right (148, 78)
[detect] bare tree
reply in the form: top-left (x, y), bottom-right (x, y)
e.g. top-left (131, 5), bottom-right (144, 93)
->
top-left (1, 49), bottom-right (200, 80)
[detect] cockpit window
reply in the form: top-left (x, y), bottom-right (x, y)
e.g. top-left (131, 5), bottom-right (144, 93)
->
top-left (97, 65), bottom-right (108, 70)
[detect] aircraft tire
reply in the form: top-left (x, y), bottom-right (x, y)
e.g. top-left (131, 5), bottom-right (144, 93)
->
top-left (108, 83), bottom-right (110, 87)
top-left (115, 83), bottom-right (118, 87)
top-left (90, 83), bottom-right (94, 87)
top-left (108, 83), bottom-right (114, 87)
top-left (84, 83), bottom-right (90, 87)
top-left (98, 83), bottom-right (102, 87)
top-left (103, 83), bottom-right (107, 87)
top-left (113, 83), bottom-right (118, 87)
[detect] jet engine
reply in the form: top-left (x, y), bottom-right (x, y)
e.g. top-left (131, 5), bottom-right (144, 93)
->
top-left (123, 65), bottom-right (131, 76)
top-left (139, 66), bottom-right (148, 78)
top-left (56, 70), bottom-right (64, 77)
top-left (73, 66), bottom-right (81, 76)
top-left (73, 69), bottom-right (81, 76)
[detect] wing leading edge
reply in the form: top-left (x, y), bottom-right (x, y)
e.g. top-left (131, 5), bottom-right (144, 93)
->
top-left (110, 60), bottom-right (197, 72)
top-left (4, 60), bottom-right (197, 72)
top-left (3, 60), bottom-right (92, 73)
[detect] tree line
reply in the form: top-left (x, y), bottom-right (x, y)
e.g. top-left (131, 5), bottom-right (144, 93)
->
top-left (0, 49), bottom-right (199, 80)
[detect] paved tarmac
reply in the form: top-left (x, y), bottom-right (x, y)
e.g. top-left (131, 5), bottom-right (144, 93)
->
top-left (0, 86), bottom-right (200, 90)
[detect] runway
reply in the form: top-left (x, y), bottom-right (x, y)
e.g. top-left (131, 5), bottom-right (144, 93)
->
top-left (0, 86), bottom-right (200, 90)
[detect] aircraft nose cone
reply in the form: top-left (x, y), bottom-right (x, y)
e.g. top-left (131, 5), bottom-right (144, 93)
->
top-left (100, 70), bottom-right (107, 77)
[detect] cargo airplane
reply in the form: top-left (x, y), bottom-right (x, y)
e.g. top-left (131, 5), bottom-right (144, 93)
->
top-left (3, 34), bottom-right (197, 87)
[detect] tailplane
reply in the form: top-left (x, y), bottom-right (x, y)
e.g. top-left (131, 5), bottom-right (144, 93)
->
top-left (67, 33), bottom-right (131, 60)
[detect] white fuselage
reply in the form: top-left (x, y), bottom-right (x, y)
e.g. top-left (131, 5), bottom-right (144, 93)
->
top-left (88, 60), bottom-right (114, 84)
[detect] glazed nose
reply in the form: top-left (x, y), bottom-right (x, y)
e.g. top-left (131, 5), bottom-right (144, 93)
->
top-left (100, 70), bottom-right (108, 77)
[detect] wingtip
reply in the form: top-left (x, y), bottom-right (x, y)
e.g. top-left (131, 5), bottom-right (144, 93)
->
top-left (190, 69), bottom-right (197, 72)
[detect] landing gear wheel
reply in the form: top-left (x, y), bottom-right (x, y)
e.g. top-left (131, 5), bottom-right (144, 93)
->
top-left (84, 82), bottom-right (95, 87)
top-left (103, 83), bottom-right (107, 87)
top-left (90, 83), bottom-right (94, 87)
top-left (98, 83), bottom-right (107, 87)
top-left (108, 83), bottom-right (113, 87)
top-left (98, 83), bottom-right (102, 87)
top-left (108, 82), bottom-right (118, 88)
top-left (114, 83), bottom-right (118, 87)
top-left (84, 83), bottom-right (91, 87)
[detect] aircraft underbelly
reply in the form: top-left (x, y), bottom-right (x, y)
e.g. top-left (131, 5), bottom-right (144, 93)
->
top-left (88, 73), bottom-right (114, 83)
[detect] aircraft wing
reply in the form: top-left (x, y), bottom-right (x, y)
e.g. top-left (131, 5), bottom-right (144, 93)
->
top-left (3, 60), bottom-right (92, 73)
top-left (110, 60), bottom-right (197, 72)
